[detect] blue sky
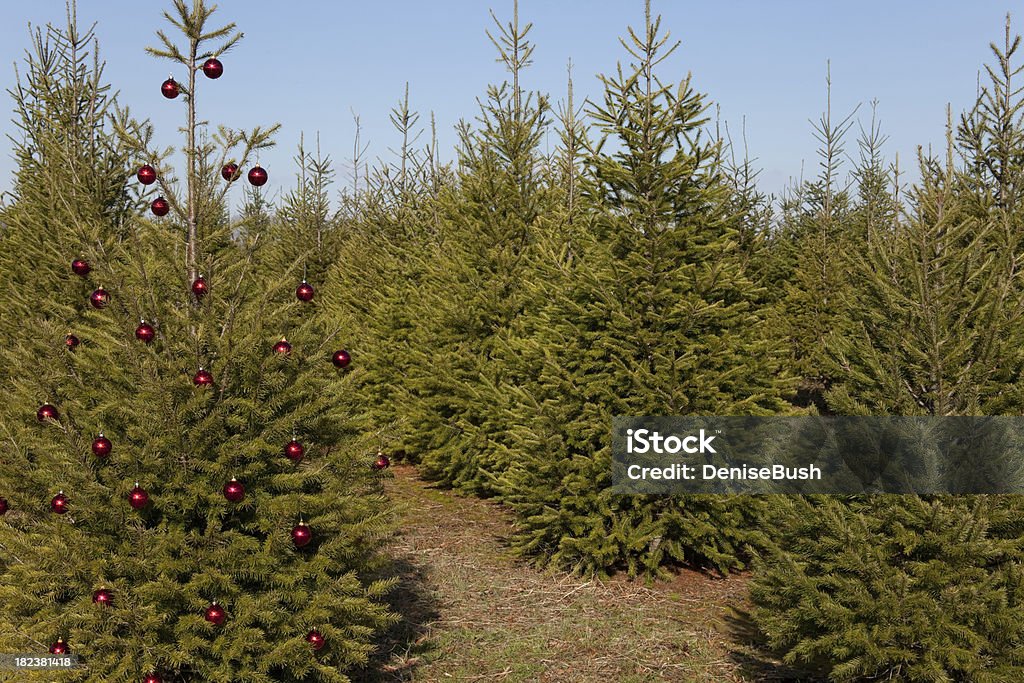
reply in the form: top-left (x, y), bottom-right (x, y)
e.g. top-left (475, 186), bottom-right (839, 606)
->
top-left (0, 1), bottom-right (1015, 203)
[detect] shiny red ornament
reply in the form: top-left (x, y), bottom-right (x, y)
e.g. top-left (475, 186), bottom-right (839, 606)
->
top-left (136, 165), bottom-right (157, 185)
top-left (92, 434), bottom-right (112, 458)
top-left (273, 338), bottom-right (292, 355)
top-left (193, 367), bottom-right (213, 387)
top-left (284, 439), bottom-right (305, 462)
top-left (151, 197), bottom-right (170, 217)
top-left (191, 276), bottom-right (208, 299)
top-left (65, 334), bottom-right (80, 350)
top-left (50, 492), bottom-right (68, 514)
top-left (331, 349), bottom-right (351, 369)
top-left (291, 522), bottom-right (312, 548)
top-left (129, 483), bottom-right (149, 510)
top-left (247, 165), bottom-right (268, 187)
top-left (90, 287), bottom-right (110, 309)
top-left (221, 162), bottom-right (239, 182)
top-left (143, 674), bottom-right (163, 683)
top-left (202, 57), bottom-right (223, 79)
top-left (92, 588), bottom-right (113, 606)
top-left (0, 497), bottom-right (8, 515)
top-left (71, 258), bottom-right (91, 276)
top-left (136, 320), bottom-right (156, 344)
top-left (204, 602), bottom-right (225, 625)
top-left (37, 403), bottom-right (59, 422)
top-left (306, 629), bottom-right (325, 651)
top-left (373, 453), bottom-right (391, 470)
top-left (223, 478), bottom-right (245, 503)
top-left (161, 78), bottom-right (179, 99)
top-left (296, 281), bottom-right (314, 302)
top-left (49, 639), bottom-right (68, 655)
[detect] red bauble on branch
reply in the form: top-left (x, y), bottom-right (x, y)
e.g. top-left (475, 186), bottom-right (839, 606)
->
top-left (191, 275), bottom-right (208, 299)
top-left (136, 164), bottom-right (157, 185)
top-left (193, 367), bottom-right (213, 387)
top-left (71, 258), bottom-right (91, 276)
top-left (221, 162), bottom-right (239, 182)
top-left (204, 602), bottom-right (226, 626)
top-left (0, 497), bottom-right (8, 515)
top-left (92, 434), bottom-right (112, 458)
top-left (291, 522), bottom-right (312, 548)
top-left (331, 350), bottom-right (351, 369)
top-left (305, 629), bottom-right (325, 651)
top-left (284, 439), bottom-right (304, 462)
top-left (373, 451), bottom-right (391, 471)
top-left (296, 280), bottom-right (314, 302)
top-left (49, 639), bottom-right (68, 655)
top-left (161, 77), bottom-right (179, 99)
top-left (37, 403), bottom-right (59, 422)
top-left (202, 57), bottom-right (223, 79)
top-left (92, 588), bottom-right (113, 606)
top-left (247, 165), bottom-right (268, 187)
top-left (90, 286), bottom-right (110, 309)
top-left (136, 320), bottom-right (156, 344)
top-left (129, 483), bottom-right (149, 510)
top-left (144, 674), bottom-right (163, 683)
top-left (151, 197), bottom-right (170, 217)
top-left (65, 334), bottom-right (80, 350)
top-left (223, 478), bottom-right (245, 503)
top-left (273, 338), bottom-right (292, 355)
top-left (50, 491), bottom-right (69, 514)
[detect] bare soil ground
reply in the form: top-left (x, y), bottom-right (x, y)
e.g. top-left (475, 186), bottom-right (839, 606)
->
top-left (356, 465), bottom-right (806, 683)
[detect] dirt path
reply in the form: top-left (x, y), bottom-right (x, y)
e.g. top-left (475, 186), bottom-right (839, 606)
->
top-left (356, 465), bottom-right (781, 683)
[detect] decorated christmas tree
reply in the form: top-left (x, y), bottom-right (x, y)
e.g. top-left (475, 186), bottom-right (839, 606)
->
top-left (0, 2), bottom-right (395, 681)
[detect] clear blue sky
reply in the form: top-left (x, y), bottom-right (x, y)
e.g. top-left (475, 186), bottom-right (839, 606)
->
top-left (0, 1), bottom-right (1014, 202)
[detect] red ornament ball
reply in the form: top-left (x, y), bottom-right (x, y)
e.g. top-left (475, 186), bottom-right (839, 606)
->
top-left (49, 639), bottom-right (68, 655)
top-left (273, 338), bottom-right (292, 355)
top-left (151, 197), bottom-right (170, 217)
top-left (136, 165), bottom-right (157, 185)
top-left (37, 403), bottom-right (59, 422)
top-left (50, 492), bottom-right (69, 514)
top-left (204, 602), bottom-right (226, 625)
top-left (284, 439), bottom-right (305, 462)
top-left (65, 334), bottom-right (80, 350)
top-left (221, 162), bottom-right (239, 182)
top-left (90, 287), bottom-right (110, 309)
top-left (202, 57), bottom-right (223, 79)
top-left (291, 522), bottom-right (312, 548)
top-left (193, 368), bottom-right (213, 387)
top-left (223, 478), bottom-right (245, 503)
top-left (129, 484), bottom-right (149, 510)
top-left (331, 350), bottom-right (351, 369)
top-left (191, 276), bottom-right (208, 299)
top-left (373, 453), bottom-right (391, 470)
top-left (247, 165), bottom-right (268, 187)
top-left (92, 434), bottom-right (112, 458)
top-left (0, 497), bottom-right (8, 515)
top-left (306, 629), bottom-right (326, 651)
top-left (296, 281), bottom-right (315, 302)
top-left (71, 258), bottom-right (91, 276)
top-left (136, 321), bottom-right (156, 344)
top-left (92, 588), bottom-right (113, 606)
top-left (161, 78), bottom-right (179, 99)
top-left (144, 674), bottom-right (162, 683)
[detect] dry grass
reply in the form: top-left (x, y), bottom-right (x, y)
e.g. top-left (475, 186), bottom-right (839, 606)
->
top-left (354, 466), bottom-right (802, 683)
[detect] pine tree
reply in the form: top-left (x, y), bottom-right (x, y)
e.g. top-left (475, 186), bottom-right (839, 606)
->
top-left (0, 3), bottom-right (394, 681)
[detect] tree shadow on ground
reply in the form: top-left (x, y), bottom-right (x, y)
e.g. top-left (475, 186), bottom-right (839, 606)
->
top-left (351, 557), bottom-right (440, 682)
top-left (722, 606), bottom-right (826, 682)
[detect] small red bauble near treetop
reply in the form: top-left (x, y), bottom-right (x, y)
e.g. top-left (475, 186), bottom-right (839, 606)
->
top-left (136, 164), bottom-right (157, 185)
top-left (221, 162), bottom-right (239, 181)
top-left (136, 320), bottom-right (156, 343)
top-left (65, 334), bottom-right (80, 350)
top-left (51, 492), bottom-right (68, 514)
top-left (247, 165), bottom-right (268, 187)
top-left (0, 497), bottom-right (8, 515)
top-left (296, 280), bottom-right (314, 302)
top-left (161, 77), bottom-right (179, 99)
top-left (202, 57), bottom-right (223, 79)
top-left (92, 434), bottom-right (112, 458)
top-left (204, 602), bottom-right (226, 625)
top-left (92, 588), bottom-right (113, 606)
top-left (192, 275), bottom-right (208, 299)
top-left (306, 629), bottom-right (326, 651)
top-left (274, 338), bottom-right (292, 355)
top-left (223, 478), bottom-right (245, 503)
top-left (332, 349), bottom-right (351, 369)
top-left (144, 674), bottom-right (162, 683)
top-left (285, 439), bottom-right (304, 462)
top-left (129, 483), bottom-right (149, 510)
top-left (151, 197), bottom-right (170, 217)
top-left (373, 452), bottom-right (391, 470)
top-left (291, 522), bottom-right (312, 548)
top-left (49, 639), bottom-right (67, 655)
top-left (37, 403), bottom-right (59, 422)
top-left (71, 258), bottom-right (91, 276)
top-left (90, 286), bottom-right (110, 309)
top-left (193, 367), bottom-right (213, 387)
